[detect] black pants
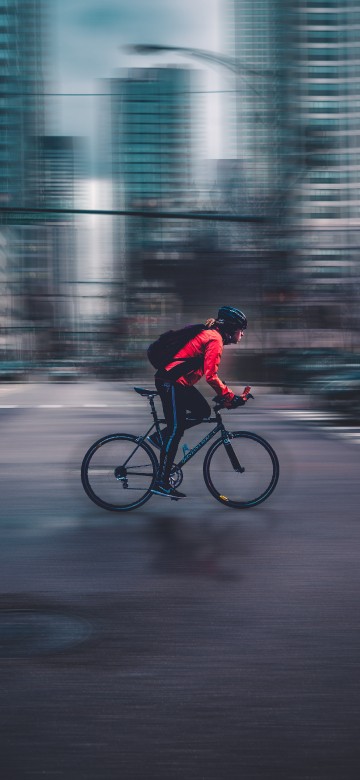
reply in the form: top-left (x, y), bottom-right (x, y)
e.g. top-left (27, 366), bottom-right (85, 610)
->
top-left (155, 378), bottom-right (211, 486)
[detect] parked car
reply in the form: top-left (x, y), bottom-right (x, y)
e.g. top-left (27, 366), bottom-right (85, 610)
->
top-left (0, 360), bottom-right (29, 382)
top-left (307, 367), bottom-right (360, 420)
top-left (264, 348), bottom-right (360, 392)
top-left (47, 360), bottom-right (79, 381)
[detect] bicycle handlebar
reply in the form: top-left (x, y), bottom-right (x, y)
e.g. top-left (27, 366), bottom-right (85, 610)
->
top-left (213, 386), bottom-right (254, 411)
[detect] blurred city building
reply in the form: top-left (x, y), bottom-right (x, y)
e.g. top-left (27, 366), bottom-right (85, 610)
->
top-left (284, 0), bottom-right (360, 346)
top-left (0, 0), bottom-right (47, 363)
top-left (108, 67), bottom-right (202, 314)
top-left (0, 0), bottom-right (45, 207)
top-left (33, 135), bottom-right (86, 360)
top-left (223, 0), bottom-right (360, 357)
top-left (99, 65), bottom-right (210, 370)
top-left (0, 1), bottom-right (88, 370)
top-left (224, 0), bottom-right (283, 199)
top-left (0, 0), bottom-right (359, 390)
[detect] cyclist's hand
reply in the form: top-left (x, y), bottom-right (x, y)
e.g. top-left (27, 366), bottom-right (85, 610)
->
top-left (229, 394), bottom-right (246, 408)
top-left (213, 394), bottom-right (231, 408)
top-left (231, 390), bottom-right (254, 407)
top-left (242, 385), bottom-right (254, 401)
top-left (213, 394), bottom-right (244, 409)
top-left (213, 388), bottom-right (254, 409)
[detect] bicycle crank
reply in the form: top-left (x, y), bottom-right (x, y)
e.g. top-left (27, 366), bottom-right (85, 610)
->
top-left (169, 464), bottom-right (183, 489)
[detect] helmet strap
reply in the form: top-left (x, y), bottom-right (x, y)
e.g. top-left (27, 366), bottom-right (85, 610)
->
top-left (216, 323), bottom-right (233, 345)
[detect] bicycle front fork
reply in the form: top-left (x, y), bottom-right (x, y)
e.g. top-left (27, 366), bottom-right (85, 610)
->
top-left (222, 435), bottom-right (245, 473)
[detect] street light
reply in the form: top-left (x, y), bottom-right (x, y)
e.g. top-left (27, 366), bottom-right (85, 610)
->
top-left (124, 43), bottom-right (272, 79)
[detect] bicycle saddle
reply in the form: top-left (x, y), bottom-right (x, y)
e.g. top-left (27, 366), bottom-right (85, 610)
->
top-left (134, 386), bottom-right (159, 397)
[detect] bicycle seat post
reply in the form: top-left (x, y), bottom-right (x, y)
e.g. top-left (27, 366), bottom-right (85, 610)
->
top-left (149, 394), bottom-right (159, 427)
top-left (214, 407), bottom-right (223, 425)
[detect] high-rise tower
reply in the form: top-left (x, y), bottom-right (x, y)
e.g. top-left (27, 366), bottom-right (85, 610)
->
top-left (224, 0), bottom-right (284, 201)
top-left (109, 66), bottom-right (200, 316)
top-left (0, 0), bottom-right (47, 360)
top-left (286, 0), bottom-right (360, 338)
top-left (224, 0), bottom-right (360, 346)
top-left (0, 0), bottom-right (45, 208)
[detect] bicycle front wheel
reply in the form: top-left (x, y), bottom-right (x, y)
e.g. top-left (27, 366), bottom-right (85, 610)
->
top-left (203, 431), bottom-right (279, 509)
top-left (81, 434), bottom-right (158, 511)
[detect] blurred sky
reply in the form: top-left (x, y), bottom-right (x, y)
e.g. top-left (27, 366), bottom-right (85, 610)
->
top-left (51, 0), bottom-right (222, 157)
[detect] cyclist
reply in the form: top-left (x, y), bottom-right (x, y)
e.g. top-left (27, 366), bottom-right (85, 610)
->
top-left (150, 305), bottom-right (249, 499)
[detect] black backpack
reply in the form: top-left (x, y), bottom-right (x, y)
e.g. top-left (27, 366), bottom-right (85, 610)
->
top-left (147, 323), bottom-right (205, 376)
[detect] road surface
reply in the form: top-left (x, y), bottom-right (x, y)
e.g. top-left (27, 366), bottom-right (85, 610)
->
top-left (0, 382), bottom-right (359, 779)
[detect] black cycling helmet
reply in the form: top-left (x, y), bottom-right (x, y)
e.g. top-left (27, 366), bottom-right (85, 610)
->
top-left (217, 306), bottom-right (247, 331)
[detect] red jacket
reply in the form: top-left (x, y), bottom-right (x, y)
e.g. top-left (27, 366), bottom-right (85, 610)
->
top-left (164, 328), bottom-right (235, 401)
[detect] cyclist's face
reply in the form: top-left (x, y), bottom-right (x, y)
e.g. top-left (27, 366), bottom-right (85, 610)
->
top-left (232, 328), bottom-right (244, 344)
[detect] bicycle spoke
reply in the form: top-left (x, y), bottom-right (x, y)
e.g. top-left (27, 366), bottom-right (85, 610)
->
top-left (82, 434), bottom-right (157, 511)
top-left (126, 464), bottom-right (154, 470)
top-left (120, 471), bottom-right (153, 477)
top-left (116, 486), bottom-right (152, 491)
top-left (204, 432), bottom-right (279, 508)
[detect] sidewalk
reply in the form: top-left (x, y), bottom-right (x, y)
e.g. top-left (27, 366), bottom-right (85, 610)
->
top-left (1, 380), bottom-right (359, 446)
top-left (0, 380), bottom-right (312, 411)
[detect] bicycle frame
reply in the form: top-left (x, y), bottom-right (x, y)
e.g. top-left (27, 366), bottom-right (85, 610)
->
top-left (82, 387), bottom-right (279, 511)
top-left (138, 393), bottom-right (244, 473)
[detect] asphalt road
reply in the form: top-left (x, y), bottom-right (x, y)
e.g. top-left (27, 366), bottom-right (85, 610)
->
top-left (0, 382), bottom-right (360, 779)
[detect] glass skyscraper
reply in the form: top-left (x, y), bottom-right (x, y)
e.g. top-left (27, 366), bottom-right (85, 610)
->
top-left (0, 0), bottom-right (46, 360)
top-left (224, 0), bottom-right (360, 345)
top-left (0, 0), bottom-right (45, 209)
top-left (224, 0), bottom-right (284, 201)
top-left (287, 0), bottom-right (360, 335)
top-left (109, 66), bottom-right (200, 317)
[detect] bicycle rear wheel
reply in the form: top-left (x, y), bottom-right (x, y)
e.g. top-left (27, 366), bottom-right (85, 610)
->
top-left (203, 431), bottom-right (279, 509)
top-left (81, 433), bottom-right (158, 511)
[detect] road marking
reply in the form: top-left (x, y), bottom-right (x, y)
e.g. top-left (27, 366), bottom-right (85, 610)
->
top-left (1, 399), bottom-right (360, 445)
top-left (275, 409), bottom-right (360, 444)
top-left (87, 469), bottom-right (114, 475)
top-left (0, 403), bottom-right (143, 409)
top-left (327, 430), bottom-right (360, 442)
top-left (0, 386), bottom-right (23, 396)
top-left (83, 403), bottom-right (109, 407)
top-left (37, 404), bottom-right (64, 408)
top-left (82, 402), bottom-right (142, 408)
top-left (275, 410), bottom-right (338, 420)
top-left (326, 426), bottom-right (360, 431)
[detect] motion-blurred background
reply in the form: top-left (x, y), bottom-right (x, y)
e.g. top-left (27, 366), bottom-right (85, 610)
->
top-left (1, 0), bottom-right (359, 417)
top-left (2, 6), bottom-right (360, 777)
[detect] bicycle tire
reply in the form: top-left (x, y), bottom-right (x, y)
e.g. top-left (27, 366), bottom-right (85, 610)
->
top-left (203, 431), bottom-right (279, 509)
top-left (81, 433), bottom-right (158, 512)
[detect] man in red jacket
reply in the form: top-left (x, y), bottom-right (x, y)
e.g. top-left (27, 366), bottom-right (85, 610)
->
top-left (150, 305), bottom-right (249, 499)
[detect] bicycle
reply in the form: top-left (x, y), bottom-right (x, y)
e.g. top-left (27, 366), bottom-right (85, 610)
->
top-left (81, 386), bottom-right (279, 512)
